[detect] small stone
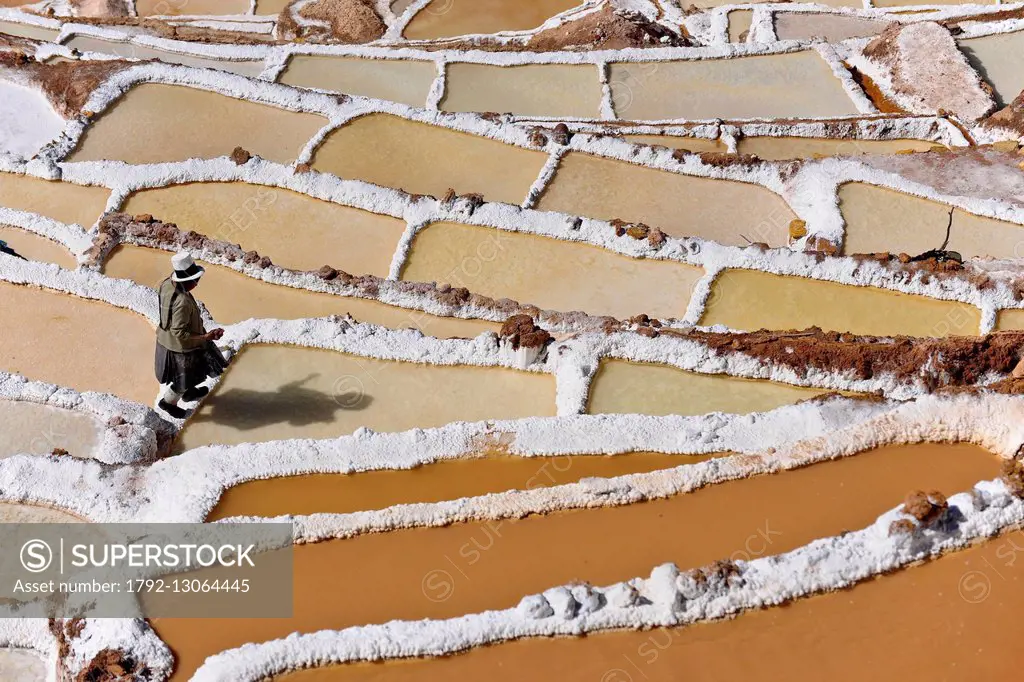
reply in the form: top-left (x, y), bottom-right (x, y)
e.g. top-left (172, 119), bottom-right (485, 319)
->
top-left (134, 214), bottom-right (154, 223)
top-left (788, 219), bottom-right (807, 239)
top-left (51, 448), bottom-right (69, 457)
top-left (992, 140), bottom-right (1019, 152)
top-left (294, 162), bottom-right (311, 174)
top-left (230, 147), bottom-right (252, 165)
top-left (626, 224), bottom-right (649, 239)
top-left (568, 217), bottom-right (582, 230)
top-left (258, 256), bottom-right (273, 268)
top-left (637, 325), bottom-right (659, 338)
top-left (898, 252), bottom-right (911, 263)
top-left (551, 122), bottom-right (573, 145)
top-left (242, 251), bottom-right (260, 264)
top-left (647, 227), bottom-right (666, 247)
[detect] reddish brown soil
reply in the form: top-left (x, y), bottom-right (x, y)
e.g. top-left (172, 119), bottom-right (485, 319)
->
top-left (984, 90), bottom-right (1024, 136)
top-left (74, 648), bottom-right (147, 682)
top-left (500, 314), bottom-right (553, 349)
top-left (527, 4), bottom-right (687, 51)
top-left (847, 64), bottom-right (906, 114)
top-left (277, 0), bottom-right (386, 44)
top-left (672, 327), bottom-right (1024, 388)
top-left (0, 53), bottom-right (133, 118)
top-left (901, 490), bottom-right (948, 525)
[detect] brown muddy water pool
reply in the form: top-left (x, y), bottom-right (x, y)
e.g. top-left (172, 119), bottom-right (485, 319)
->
top-left (0, 400), bottom-right (101, 460)
top-left (279, 57), bottom-right (438, 108)
top-left (0, 225), bottom-right (76, 269)
top-left (174, 344), bottom-right (555, 452)
top-left (536, 152), bottom-right (797, 246)
top-left (839, 182), bottom-right (1024, 260)
top-left (587, 359), bottom-right (829, 417)
top-left (207, 451), bottom-right (719, 520)
top-left (311, 113), bottom-right (547, 205)
top-left (399, 221), bottom-right (703, 320)
top-left (402, 0), bottom-right (581, 39)
top-left (0, 172), bottom-right (110, 228)
top-left (121, 182), bottom-right (407, 277)
top-left (0, 282), bottom-right (157, 404)
top-left (701, 269), bottom-right (981, 338)
top-left (67, 83), bottom-right (326, 165)
top-left (151, 442), bottom-right (1000, 681)
top-left (442, 64), bottom-right (602, 118)
top-left (64, 36), bottom-right (265, 77)
top-left (738, 137), bottom-right (935, 160)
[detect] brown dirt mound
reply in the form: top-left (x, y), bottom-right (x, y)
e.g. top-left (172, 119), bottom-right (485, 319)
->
top-left (277, 0), bottom-right (386, 44)
top-left (901, 490), bottom-right (948, 526)
top-left (66, 16), bottom-right (277, 45)
top-left (528, 4), bottom-right (687, 51)
top-left (983, 89), bottom-right (1024, 136)
top-left (0, 54), bottom-right (133, 118)
top-left (670, 327), bottom-right (1024, 388)
top-left (500, 314), bottom-right (553, 349)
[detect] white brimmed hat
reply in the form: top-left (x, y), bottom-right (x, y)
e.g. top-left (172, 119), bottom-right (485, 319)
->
top-left (171, 252), bottom-right (205, 282)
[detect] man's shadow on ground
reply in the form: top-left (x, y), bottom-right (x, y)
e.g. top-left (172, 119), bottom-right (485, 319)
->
top-left (188, 373), bottom-right (373, 431)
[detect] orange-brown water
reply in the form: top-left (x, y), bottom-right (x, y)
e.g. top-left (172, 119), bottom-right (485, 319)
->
top-left (701, 269), bottom-right (981, 337)
top-left (0, 225), bottom-right (76, 269)
top-left (739, 137), bottom-right (935, 160)
top-left (279, 56), bottom-right (438, 108)
top-left (103, 245), bottom-right (497, 338)
top-left (587, 359), bottom-right (829, 416)
top-left (151, 442), bottom-right (999, 680)
top-left (399, 221), bottom-right (703, 320)
top-left (0, 282), bottom-right (157, 404)
top-left (442, 64), bottom-right (602, 118)
top-left (536, 152), bottom-right (798, 245)
top-left (279, 530), bottom-right (1024, 681)
top-left (175, 344), bottom-right (555, 452)
top-left (207, 451), bottom-right (714, 520)
top-left (402, 0), bottom-right (581, 39)
top-left (121, 182), bottom-right (407, 277)
top-left (0, 172), bottom-right (110, 227)
top-left (311, 113), bottom-right (547, 205)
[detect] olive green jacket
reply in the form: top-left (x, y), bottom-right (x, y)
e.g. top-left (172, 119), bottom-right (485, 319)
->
top-left (156, 278), bottom-right (206, 353)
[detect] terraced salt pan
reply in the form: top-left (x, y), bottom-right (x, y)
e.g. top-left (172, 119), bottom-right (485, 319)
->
top-left (292, 528), bottom-right (1024, 681)
top-left (279, 56), bottom-right (438, 108)
top-left (0, 649), bottom-right (45, 682)
top-left (693, 0), bottom-right (859, 6)
top-left (958, 30), bottom-right (1024, 107)
top-left (0, 502), bottom-right (85, 523)
top-left (402, 0), bottom-right (581, 39)
top-left (103, 245), bottom-right (497, 338)
top-left (153, 443), bottom-right (999, 682)
top-left (65, 37), bottom-right (266, 78)
top-left (773, 12), bottom-right (888, 43)
top-left (995, 309), bottom-right (1024, 331)
top-left (701, 269), bottom-right (981, 337)
top-left (0, 225), bottom-right (76, 269)
top-left (875, 0), bottom-right (995, 7)
top-left (587, 359), bottom-right (828, 417)
top-left (255, 0), bottom-right (291, 14)
top-left (0, 172), bottom-right (110, 227)
top-left (135, 0), bottom-right (250, 14)
top-left (607, 52), bottom-right (860, 121)
top-left (441, 64), bottom-right (602, 118)
top-left (737, 137), bottom-right (934, 160)
top-left (400, 221), bottom-right (703, 320)
top-left (175, 344), bottom-right (554, 452)
top-left (728, 10), bottom-right (753, 44)
top-left (0, 400), bottom-right (102, 459)
top-left (0, 20), bottom-right (58, 41)
top-left (67, 83), bottom-right (327, 165)
top-left (839, 183), bottom-right (1024, 260)
top-left (121, 182), bottom-right (407, 277)
top-left (624, 134), bottom-right (724, 153)
top-left (207, 452), bottom-right (713, 520)
top-left (311, 114), bottom-right (547, 205)
top-left (0, 282), bottom-right (157, 404)
top-left (536, 152), bottom-right (797, 246)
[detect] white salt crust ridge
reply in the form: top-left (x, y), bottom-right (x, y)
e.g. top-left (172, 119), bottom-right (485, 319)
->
top-left (2, 255), bottom-right (1017, 431)
top-left (222, 393), bottom-right (1024, 543)
top-left (182, 392), bottom-right (1024, 680)
top-left (0, 371), bottom-right (173, 463)
top-left (191, 475), bottom-right (1024, 682)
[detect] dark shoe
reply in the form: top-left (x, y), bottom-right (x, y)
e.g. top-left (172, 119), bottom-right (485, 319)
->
top-left (158, 399), bottom-right (188, 419)
top-left (181, 386), bottom-right (209, 402)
